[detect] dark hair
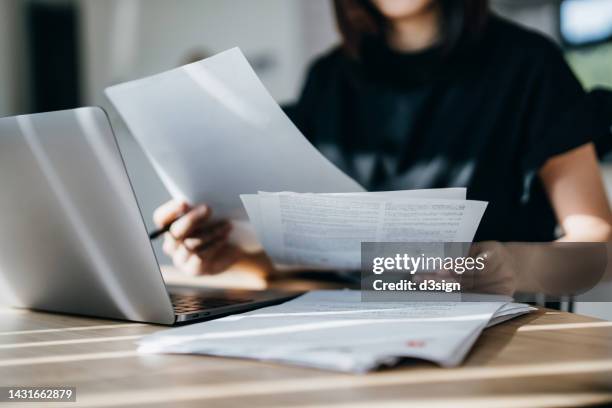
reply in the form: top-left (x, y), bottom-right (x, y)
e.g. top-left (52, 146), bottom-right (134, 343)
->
top-left (333, 0), bottom-right (490, 58)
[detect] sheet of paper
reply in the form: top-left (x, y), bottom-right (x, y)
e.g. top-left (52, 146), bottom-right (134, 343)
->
top-left (105, 48), bottom-right (363, 220)
top-left (138, 290), bottom-right (532, 373)
top-left (486, 303), bottom-right (537, 327)
top-left (321, 188), bottom-right (466, 200)
top-left (242, 192), bottom-right (487, 269)
top-left (241, 188), bottom-right (468, 249)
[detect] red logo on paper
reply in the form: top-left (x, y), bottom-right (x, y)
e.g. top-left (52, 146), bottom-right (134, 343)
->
top-left (406, 340), bottom-right (426, 348)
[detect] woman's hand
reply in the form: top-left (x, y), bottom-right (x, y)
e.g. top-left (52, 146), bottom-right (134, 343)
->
top-left (418, 242), bottom-right (518, 297)
top-left (463, 241), bottom-right (518, 296)
top-left (153, 200), bottom-right (245, 275)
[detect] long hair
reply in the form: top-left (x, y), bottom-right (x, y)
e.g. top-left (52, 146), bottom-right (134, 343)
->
top-left (333, 0), bottom-right (490, 58)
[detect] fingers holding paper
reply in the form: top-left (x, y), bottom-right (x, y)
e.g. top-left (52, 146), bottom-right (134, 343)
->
top-left (465, 242), bottom-right (517, 296)
top-left (154, 199), bottom-right (244, 275)
top-left (416, 242), bottom-right (517, 296)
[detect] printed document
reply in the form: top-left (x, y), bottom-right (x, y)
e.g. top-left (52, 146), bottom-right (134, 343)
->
top-left (138, 290), bottom-right (533, 373)
top-left (105, 48), bottom-right (363, 220)
top-left (242, 188), bottom-right (467, 233)
top-left (241, 191), bottom-right (487, 269)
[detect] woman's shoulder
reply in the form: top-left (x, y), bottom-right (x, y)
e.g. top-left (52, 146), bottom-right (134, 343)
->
top-left (304, 47), bottom-right (352, 84)
top-left (485, 14), bottom-right (566, 67)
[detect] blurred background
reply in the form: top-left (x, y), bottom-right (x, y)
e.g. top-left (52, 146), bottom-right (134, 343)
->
top-left (0, 0), bottom-right (611, 317)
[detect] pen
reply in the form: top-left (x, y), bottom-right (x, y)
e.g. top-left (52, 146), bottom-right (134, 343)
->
top-left (148, 225), bottom-right (171, 240)
top-left (149, 209), bottom-right (191, 240)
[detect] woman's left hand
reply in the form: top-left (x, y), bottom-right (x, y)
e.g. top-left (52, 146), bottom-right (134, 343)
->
top-left (423, 242), bottom-right (518, 297)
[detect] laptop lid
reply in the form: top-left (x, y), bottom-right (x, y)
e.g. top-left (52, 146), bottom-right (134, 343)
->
top-left (0, 107), bottom-right (175, 324)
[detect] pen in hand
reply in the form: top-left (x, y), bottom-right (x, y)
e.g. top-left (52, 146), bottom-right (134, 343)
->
top-left (148, 224), bottom-right (173, 240)
top-left (150, 201), bottom-right (191, 240)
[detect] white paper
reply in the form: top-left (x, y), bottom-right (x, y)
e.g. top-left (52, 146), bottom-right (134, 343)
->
top-left (486, 302), bottom-right (537, 327)
top-left (105, 48), bottom-right (364, 220)
top-left (138, 290), bottom-right (532, 373)
top-left (321, 188), bottom-right (466, 200)
top-left (241, 188), bottom-right (468, 249)
top-left (241, 192), bottom-right (487, 269)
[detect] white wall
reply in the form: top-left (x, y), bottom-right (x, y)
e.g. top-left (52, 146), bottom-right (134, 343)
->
top-left (298, 0), bottom-right (339, 74)
top-left (81, 0), bottom-right (309, 107)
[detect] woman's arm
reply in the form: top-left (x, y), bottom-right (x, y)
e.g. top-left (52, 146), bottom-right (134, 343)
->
top-left (464, 143), bottom-right (612, 297)
top-left (540, 143), bottom-right (612, 242)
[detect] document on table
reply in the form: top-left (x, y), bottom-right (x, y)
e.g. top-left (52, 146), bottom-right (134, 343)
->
top-left (241, 191), bottom-right (487, 269)
top-left (138, 290), bottom-right (534, 373)
top-left (105, 48), bottom-right (363, 220)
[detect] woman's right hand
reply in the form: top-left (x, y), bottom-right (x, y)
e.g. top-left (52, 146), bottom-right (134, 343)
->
top-left (153, 200), bottom-right (245, 275)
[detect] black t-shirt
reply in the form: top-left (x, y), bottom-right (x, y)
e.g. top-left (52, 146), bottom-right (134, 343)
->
top-left (286, 15), bottom-right (593, 242)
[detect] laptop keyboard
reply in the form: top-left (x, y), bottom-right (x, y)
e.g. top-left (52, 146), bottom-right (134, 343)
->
top-left (170, 293), bottom-right (254, 314)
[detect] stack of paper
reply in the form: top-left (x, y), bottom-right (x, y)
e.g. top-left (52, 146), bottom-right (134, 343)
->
top-left (241, 190), bottom-right (488, 269)
top-left (138, 290), bottom-right (534, 373)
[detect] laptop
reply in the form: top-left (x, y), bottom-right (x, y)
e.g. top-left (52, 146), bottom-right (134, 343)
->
top-left (0, 107), bottom-right (298, 325)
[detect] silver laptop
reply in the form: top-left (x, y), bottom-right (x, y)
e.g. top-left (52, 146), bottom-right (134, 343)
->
top-left (0, 107), bottom-right (297, 325)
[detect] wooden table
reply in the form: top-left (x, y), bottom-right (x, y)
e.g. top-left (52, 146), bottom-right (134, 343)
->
top-left (2, 304), bottom-right (612, 408)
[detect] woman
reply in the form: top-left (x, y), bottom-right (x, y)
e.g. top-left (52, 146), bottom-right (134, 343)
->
top-left (154, 0), bottom-right (612, 277)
